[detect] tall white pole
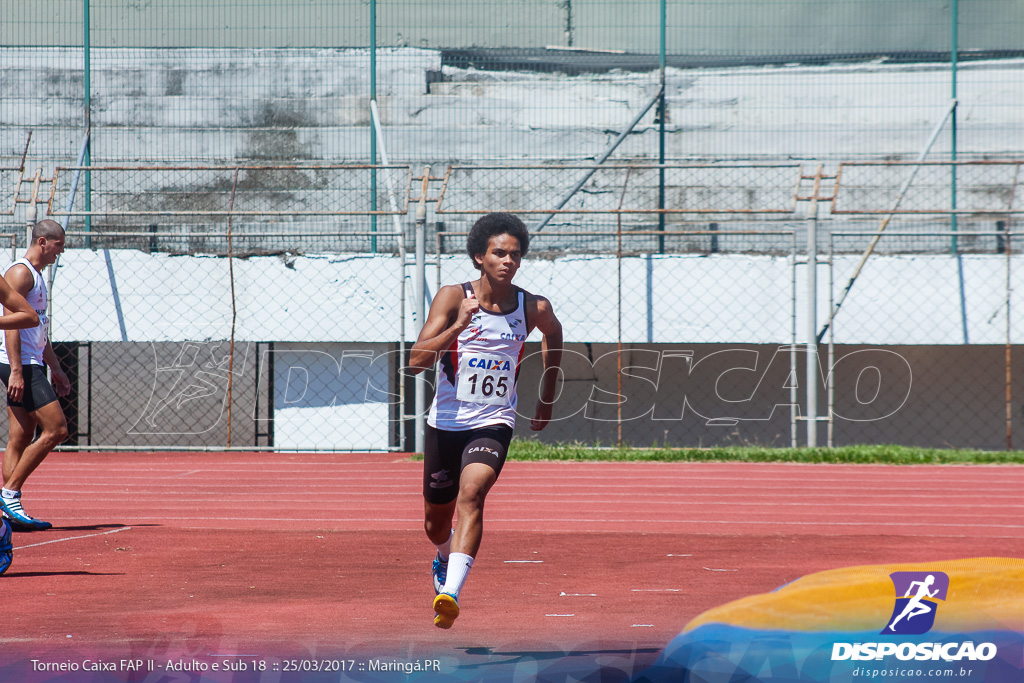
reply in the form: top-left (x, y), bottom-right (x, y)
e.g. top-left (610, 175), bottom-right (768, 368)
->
top-left (806, 166), bottom-right (823, 447)
top-left (414, 176), bottom-right (428, 454)
top-left (369, 101), bottom-right (409, 449)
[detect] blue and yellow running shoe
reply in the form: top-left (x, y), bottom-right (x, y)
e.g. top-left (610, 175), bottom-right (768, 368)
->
top-left (0, 518), bottom-right (12, 575)
top-left (432, 553), bottom-right (448, 595)
top-left (1, 491), bottom-right (52, 531)
top-left (433, 592), bottom-right (459, 629)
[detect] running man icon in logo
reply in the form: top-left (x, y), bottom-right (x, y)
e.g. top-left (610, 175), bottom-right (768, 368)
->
top-left (884, 571), bottom-right (949, 635)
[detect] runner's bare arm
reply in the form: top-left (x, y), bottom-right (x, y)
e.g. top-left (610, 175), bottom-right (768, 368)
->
top-left (0, 277), bottom-right (39, 331)
top-left (529, 295), bottom-right (562, 431)
top-left (3, 264), bottom-right (36, 402)
top-left (408, 284), bottom-right (481, 374)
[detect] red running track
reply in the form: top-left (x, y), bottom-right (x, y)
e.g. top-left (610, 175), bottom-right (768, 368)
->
top-left (3, 452), bottom-right (1024, 680)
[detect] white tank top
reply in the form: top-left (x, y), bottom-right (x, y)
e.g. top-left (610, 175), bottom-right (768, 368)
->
top-left (428, 283), bottom-right (530, 431)
top-left (0, 258), bottom-right (49, 366)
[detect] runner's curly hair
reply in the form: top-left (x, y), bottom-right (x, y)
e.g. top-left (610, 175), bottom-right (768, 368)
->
top-left (466, 212), bottom-right (530, 270)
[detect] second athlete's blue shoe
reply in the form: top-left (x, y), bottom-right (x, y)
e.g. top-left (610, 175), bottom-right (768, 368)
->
top-left (0, 491), bottom-right (52, 531)
top-left (0, 518), bottom-right (12, 575)
top-left (432, 554), bottom-right (448, 595)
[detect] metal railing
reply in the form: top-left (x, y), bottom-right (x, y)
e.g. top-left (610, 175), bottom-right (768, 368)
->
top-left (0, 161), bottom-right (1017, 451)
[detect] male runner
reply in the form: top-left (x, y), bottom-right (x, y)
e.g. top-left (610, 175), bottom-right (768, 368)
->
top-left (408, 212), bottom-right (562, 629)
top-left (0, 219), bottom-right (70, 533)
top-left (0, 257), bottom-right (42, 574)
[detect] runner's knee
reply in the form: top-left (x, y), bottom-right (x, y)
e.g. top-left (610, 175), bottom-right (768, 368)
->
top-left (457, 481), bottom-right (489, 510)
top-left (424, 502), bottom-right (454, 538)
top-left (6, 429), bottom-right (33, 448)
top-left (39, 425), bottom-right (68, 445)
top-left (424, 513), bottom-right (446, 534)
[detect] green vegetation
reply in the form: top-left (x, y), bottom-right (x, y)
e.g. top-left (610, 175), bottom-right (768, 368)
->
top-left (498, 441), bottom-right (1024, 464)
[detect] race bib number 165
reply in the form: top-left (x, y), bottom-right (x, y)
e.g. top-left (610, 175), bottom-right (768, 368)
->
top-left (456, 354), bottom-right (515, 406)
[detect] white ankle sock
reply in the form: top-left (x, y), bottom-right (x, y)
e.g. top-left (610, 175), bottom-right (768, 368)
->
top-left (434, 529), bottom-right (454, 561)
top-left (442, 552), bottom-right (474, 599)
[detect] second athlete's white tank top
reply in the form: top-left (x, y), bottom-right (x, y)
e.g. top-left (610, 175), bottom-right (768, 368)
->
top-left (428, 283), bottom-right (529, 430)
top-left (0, 258), bottom-right (49, 366)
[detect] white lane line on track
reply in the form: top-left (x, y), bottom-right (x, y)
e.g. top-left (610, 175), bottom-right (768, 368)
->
top-left (37, 467), bottom-right (1024, 477)
top-left (39, 513), bottom-right (1019, 530)
top-left (494, 519), bottom-right (1024, 529)
top-left (90, 479), bottom-right (1022, 491)
top-left (560, 592), bottom-right (597, 596)
top-left (703, 567), bottom-right (738, 572)
top-left (546, 614), bottom-right (575, 617)
top-left (29, 486), bottom-right (1024, 500)
top-left (19, 527), bottom-right (131, 549)
top-left (25, 498), bottom-right (1024, 515)
top-left (20, 517), bottom-right (1024, 531)
top-left (40, 463), bottom-right (1023, 475)
top-left (31, 483), bottom-right (1024, 497)
top-left (29, 490), bottom-right (975, 501)
top-left (46, 467), bottom-right (1024, 483)
top-left (25, 504), bottom-right (1024, 519)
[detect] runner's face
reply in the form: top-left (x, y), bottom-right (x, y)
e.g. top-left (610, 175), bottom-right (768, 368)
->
top-left (40, 235), bottom-right (66, 266)
top-left (476, 234), bottom-right (522, 282)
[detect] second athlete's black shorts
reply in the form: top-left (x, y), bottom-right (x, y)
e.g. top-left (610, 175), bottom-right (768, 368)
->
top-left (0, 363), bottom-right (59, 412)
top-left (423, 423), bottom-right (514, 505)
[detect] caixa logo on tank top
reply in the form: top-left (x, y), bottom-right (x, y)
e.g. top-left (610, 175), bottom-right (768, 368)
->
top-left (463, 330), bottom-right (527, 342)
top-left (467, 357), bottom-right (512, 372)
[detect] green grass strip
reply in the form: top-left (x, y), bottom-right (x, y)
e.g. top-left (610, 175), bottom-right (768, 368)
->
top-left (408, 441), bottom-right (1024, 463)
top-left (499, 442), bottom-right (1024, 464)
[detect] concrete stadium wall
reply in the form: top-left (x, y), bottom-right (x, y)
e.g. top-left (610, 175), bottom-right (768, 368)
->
top-left (511, 342), bottom-right (1023, 451)
top-left (34, 340), bottom-right (1021, 451)
top-left (4, 48), bottom-right (1022, 170)
top-left (43, 250), bottom-right (1024, 345)
top-left (25, 250), bottom-right (1020, 451)
top-left (4, 0), bottom-right (1022, 54)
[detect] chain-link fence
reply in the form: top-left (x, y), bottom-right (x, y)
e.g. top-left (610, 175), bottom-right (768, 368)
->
top-left (0, 224), bottom-right (1017, 454)
top-left (825, 230), bottom-right (1017, 451)
top-left (1, 1), bottom-right (1022, 450)
top-left (43, 164), bottom-right (411, 255)
top-left (3, 1), bottom-right (1023, 171)
top-left (0, 159), bottom-right (1022, 451)
top-left (7, 219), bottom-right (1015, 452)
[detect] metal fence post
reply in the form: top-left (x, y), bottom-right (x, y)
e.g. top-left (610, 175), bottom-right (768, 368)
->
top-left (83, 0), bottom-right (92, 244)
top-left (370, 0), bottom-right (378, 253)
top-left (657, 0), bottom-right (666, 253)
top-left (414, 170), bottom-right (429, 454)
top-left (806, 168), bottom-right (821, 447)
top-left (950, 0), bottom-right (959, 254)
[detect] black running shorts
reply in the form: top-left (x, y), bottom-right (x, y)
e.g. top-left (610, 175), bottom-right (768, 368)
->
top-left (423, 423), bottom-right (514, 505)
top-left (0, 363), bottom-right (58, 412)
